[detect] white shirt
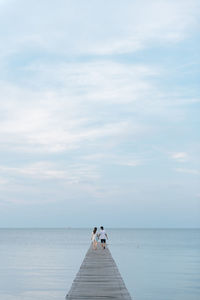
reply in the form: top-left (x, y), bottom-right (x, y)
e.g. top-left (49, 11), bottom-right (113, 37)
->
top-left (91, 232), bottom-right (97, 241)
top-left (99, 229), bottom-right (107, 239)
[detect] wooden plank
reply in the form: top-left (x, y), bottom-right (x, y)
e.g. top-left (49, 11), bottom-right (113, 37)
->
top-left (66, 243), bottom-right (132, 299)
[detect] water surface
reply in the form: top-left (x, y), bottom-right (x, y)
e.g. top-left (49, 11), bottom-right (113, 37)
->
top-left (0, 228), bottom-right (199, 300)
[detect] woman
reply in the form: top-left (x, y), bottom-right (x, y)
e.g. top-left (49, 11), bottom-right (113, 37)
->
top-left (91, 227), bottom-right (98, 250)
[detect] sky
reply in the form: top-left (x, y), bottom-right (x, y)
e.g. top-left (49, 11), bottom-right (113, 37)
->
top-left (0, 0), bottom-right (199, 228)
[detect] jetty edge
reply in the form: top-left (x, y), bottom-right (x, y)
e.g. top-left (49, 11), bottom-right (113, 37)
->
top-left (66, 244), bottom-right (132, 299)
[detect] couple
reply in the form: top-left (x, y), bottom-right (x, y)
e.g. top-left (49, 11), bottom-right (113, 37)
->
top-left (91, 226), bottom-right (108, 250)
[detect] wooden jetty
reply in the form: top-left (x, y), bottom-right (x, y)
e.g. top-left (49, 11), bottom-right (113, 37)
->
top-left (66, 244), bottom-right (132, 300)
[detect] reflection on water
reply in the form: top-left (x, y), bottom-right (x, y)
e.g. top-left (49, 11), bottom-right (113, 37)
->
top-left (0, 229), bottom-right (89, 300)
top-left (109, 229), bottom-right (200, 300)
top-left (0, 229), bottom-right (199, 300)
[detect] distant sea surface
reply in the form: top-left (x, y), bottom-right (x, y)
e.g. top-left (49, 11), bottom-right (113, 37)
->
top-left (0, 228), bottom-right (199, 300)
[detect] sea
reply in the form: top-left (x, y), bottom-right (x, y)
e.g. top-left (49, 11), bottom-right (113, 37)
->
top-left (0, 228), bottom-right (199, 300)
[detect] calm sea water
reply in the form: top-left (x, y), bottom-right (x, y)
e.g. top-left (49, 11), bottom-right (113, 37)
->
top-left (0, 229), bottom-right (199, 300)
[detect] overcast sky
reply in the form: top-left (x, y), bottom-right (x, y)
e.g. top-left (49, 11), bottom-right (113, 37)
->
top-left (0, 0), bottom-right (199, 228)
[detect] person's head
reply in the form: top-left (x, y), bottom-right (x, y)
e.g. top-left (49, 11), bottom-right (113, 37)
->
top-left (100, 226), bottom-right (104, 230)
top-left (93, 227), bottom-right (97, 234)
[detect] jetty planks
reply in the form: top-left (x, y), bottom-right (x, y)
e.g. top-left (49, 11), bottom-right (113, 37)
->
top-left (66, 243), bottom-right (132, 300)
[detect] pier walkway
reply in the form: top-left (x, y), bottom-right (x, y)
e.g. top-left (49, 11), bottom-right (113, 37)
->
top-left (66, 244), bottom-right (132, 300)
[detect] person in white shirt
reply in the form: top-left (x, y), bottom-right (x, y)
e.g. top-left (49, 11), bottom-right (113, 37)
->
top-left (99, 226), bottom-right (108, 249)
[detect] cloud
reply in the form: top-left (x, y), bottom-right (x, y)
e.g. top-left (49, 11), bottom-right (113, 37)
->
top-left (0, 0), bottom-right (199, 59)
top-left (83, 152), bottom-right (142, 167)
top-left (0, 0), bottom-right (199, 221)
top-left (0, 60), bottom-right (157, 154)
top-left (88, 0), bottom-right (200, 55)
top-left (0, 161), bottom-right (103, 204)
top-left (171, 152), bottom-right (189, 162)
top-left (175, 168), bottom-right (200, 175)
top-left (25, 61), bottom-right (157, 103)
top-left (0, 57), bottom-right (197, 156)
top-left (0, 160), bottom-right (131, 204)
top-left (0, 162), bottom-right (99, 183)
top-left (116, 160), bottom-right (141, 167)
top-left (0, 178), bottom-right (8, 186)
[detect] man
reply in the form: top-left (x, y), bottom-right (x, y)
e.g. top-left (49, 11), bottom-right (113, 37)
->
top-left (99, 226), bottom-right (108, 249)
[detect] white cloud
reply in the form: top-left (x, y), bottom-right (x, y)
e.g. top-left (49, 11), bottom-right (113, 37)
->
top-left (0, 0), bottom-right (199, 215)
top-left (117, 160), bottom-right (141, 167)
top-left (175, 168), bottom-right (200, 175)
top-left (0, 61), bottom-right (157, 153)
top-left (88, 0), bottom-right (200, 55)
top-left (171, 152), bottom-right (189, 162)
top-left (0, 161), bottom-right (113, 204)
top-left (0, 178), bottom-right (8, 185)
top-left (0, 0), bottom-right (199, 60)
top-left (82, 152), bottom-right (143, 168)
top-left (0, 57), bottom-right (196, 155)
top-left (0, 162), bottom-right (99, 183)
top-left (25, 61), bottom-right (157, 104)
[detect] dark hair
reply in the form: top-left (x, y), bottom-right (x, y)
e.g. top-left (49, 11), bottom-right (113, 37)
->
top-left (100, 226), bottom-right (104, 230)
top-left (93, 227), bottom-right (97, 234)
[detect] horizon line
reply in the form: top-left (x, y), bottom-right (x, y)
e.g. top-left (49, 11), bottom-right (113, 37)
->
top-left (0, 227), bottom-right (199, 230)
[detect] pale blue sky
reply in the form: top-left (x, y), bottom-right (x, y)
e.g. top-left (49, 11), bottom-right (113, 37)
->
top-left (0, 0), bottom-right (199, 227)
